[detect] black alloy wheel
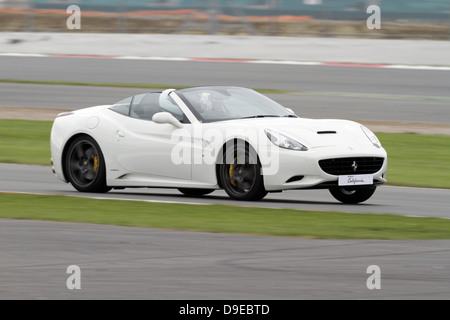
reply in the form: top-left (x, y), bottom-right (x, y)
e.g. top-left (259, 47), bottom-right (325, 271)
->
top-left (66, 136), bottom-right (111, 193)
top-left (219, 142), bottom-right (267, 201)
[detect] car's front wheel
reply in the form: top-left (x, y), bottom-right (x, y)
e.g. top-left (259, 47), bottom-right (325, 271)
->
top-left (219, 143), bottom-right (267, 201)
top-left (65, 135), bottom-right (111, 193)
top-left (329, 186), bottom-right (377, 204)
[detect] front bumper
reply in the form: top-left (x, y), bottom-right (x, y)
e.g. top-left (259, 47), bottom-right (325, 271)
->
top-left (260, 144), bottom-right (387, 191)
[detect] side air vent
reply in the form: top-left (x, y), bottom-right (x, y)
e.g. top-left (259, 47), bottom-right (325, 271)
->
top-left (286, 175), bottom-right (304, 183)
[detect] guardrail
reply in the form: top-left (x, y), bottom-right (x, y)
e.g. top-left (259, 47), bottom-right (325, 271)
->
top-left (1, 0), bottom-right (449, 39)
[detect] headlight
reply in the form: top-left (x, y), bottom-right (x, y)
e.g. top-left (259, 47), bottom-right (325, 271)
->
top-left (265, 129), bottom-right (308, 151)
top-left (361, 126), bottom-right (381, 148)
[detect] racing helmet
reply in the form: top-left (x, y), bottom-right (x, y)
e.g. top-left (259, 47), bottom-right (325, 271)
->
top-left (199, 92), bottom-right (213, 111)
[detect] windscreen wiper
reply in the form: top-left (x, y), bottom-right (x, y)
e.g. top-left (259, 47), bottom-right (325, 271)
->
top-left (240, 115), bottom-right (281, 119)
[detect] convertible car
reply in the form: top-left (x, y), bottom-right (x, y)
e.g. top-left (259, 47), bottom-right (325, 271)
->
top-left (50, 86), bottom-right (387, 203)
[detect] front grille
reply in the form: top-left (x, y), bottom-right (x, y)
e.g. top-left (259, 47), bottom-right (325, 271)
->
top-left (319, 157), bottom-right (384, 175)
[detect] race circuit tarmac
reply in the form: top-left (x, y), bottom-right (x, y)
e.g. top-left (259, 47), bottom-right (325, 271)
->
top-left (1, 218), bottom-right (450, 299)
top-left (1, 163), bottom-right (450, 218)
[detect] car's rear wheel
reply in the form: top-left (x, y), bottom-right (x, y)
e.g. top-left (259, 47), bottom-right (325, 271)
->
top-left (65, 135), bottom-right (111, 193)
top-left (178, 188), bottom-right (215, 197)
top-left (219, 142), bottom-right (267, 201)
top-left (329, 186), bottom-right (377, 204)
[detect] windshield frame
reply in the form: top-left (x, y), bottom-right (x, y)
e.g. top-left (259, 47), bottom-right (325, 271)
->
top-left (174, 86), bottom-right (296, 123)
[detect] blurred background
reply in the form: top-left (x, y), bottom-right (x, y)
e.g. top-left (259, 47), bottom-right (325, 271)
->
top-left (1, 0), bottom-right (449, 39)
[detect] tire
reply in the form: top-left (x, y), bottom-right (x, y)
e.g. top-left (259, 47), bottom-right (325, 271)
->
top-left (65, 135), bottom-right (111, 193)
top-left (178, 188), bottom-right (215, 197)
top-left (329, 186), bottom-right (377, 204)
top-left (219, 142), bottom-right (267, 201)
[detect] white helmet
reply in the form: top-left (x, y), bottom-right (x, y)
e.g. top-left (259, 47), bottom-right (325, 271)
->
top-left (199, 92), bottom-right (213, 111)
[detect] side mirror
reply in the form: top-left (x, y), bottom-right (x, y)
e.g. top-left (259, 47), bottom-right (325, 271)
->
top-left (152, 112), bottom-right (184, 128)
top-left (285, 108), bottom-right (296, 116)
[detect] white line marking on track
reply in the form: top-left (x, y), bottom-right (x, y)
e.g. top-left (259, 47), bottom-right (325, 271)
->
top-left (0, 53), bottom-right (449, 71)
top-left (0, 190), bottom-right (209, 206)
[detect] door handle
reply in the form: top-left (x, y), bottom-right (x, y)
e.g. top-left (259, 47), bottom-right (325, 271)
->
top-left (116, 130), bottom-right (125, 138)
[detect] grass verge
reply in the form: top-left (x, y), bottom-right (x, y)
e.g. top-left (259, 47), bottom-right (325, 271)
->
top-left (1, 193), bottom-right (450, 239)
top-left (0, 119), bottom-right (449, 188)
top-left (377, 133), bottom-right (450, 189)
top-left (0, 119), bottom-right (52, 165)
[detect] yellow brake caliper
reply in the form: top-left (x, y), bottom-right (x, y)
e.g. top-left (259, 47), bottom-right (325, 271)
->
top-left (229, 157), bottom-right (237, 187)
top-left (93, 155), bottom-right (99, 173)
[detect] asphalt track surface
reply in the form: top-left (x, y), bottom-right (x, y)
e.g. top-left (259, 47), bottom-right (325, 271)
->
top-left (0, 56), bottom-right (448, 97)
top-left (1, 56), bottom-right (449, 96)
top-left (1, 56), bottom-right (450, 300)
top-left (1, 163), bottom-right (450, 219)
top-left (1, 218), bottom-right (450, 300)
top-left (2, 82), bottom-right (450, 125)
top-left (1, 56), bottom-right (450, 124)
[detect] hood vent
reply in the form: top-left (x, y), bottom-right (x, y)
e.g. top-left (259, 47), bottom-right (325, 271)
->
top-left (317, 131), bottom-right (337, 134)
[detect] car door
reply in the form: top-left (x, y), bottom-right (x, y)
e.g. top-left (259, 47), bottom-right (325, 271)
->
top-left (114, 92), bottom-right (192, 181)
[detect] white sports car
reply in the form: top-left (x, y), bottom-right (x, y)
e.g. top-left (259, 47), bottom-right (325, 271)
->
top-left (51, 86), bottom-right (387, 203)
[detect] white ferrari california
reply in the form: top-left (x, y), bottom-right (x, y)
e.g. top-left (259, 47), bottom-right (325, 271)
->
top-left (51, 86), bottom-right (387, 203)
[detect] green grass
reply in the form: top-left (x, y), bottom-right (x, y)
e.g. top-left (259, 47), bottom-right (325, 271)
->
top-left (377, 133), bottom-right (450, 189)
top-left (0, 119), bottom-right (449, 188)
top-left (1, 193), bottom-right (450, 239)
top-left (0, 119), bottom-right (52, 165)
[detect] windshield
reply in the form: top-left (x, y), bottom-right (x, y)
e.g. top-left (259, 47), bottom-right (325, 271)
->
top-left (176, 87), bottom-right (295, 123)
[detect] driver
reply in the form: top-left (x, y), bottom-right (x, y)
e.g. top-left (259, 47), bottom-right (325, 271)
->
top-left (200, 92), bottom-right (213, 111)
top-left (198, 91), bottom-right (227, 115)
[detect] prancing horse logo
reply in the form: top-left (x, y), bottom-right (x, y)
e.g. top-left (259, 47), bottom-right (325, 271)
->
top-left (351, 161), bottom-right (358, 172)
